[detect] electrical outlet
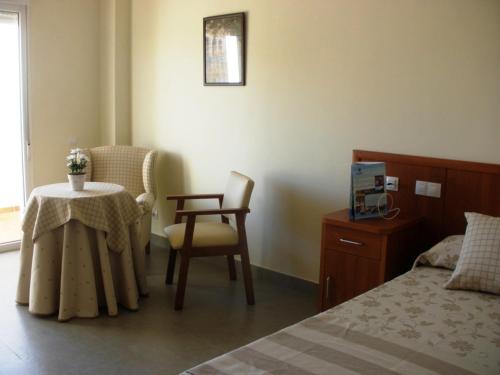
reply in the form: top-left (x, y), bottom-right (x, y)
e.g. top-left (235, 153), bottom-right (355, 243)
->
top-left (386, 176), bottom-right (399, 191)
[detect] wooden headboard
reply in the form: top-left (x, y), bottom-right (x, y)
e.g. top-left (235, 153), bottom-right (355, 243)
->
top-left (353, 150), bottom-right (500, 248)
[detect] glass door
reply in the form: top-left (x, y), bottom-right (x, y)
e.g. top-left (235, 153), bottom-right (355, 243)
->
top-left (0, 4), bottom-right (28, 252)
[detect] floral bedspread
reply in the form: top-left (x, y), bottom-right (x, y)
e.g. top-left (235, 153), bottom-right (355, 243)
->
top-left (184, 266), bottom-right (500, 374)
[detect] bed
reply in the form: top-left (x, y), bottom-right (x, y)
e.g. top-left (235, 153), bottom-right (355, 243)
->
top-left (183, 261), bottom-right (499, 374)
top-left (183, 151), bottom-right (500, 375)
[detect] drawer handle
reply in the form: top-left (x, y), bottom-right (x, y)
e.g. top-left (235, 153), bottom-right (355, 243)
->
top-left (339, 238), bottom-right (363, 246)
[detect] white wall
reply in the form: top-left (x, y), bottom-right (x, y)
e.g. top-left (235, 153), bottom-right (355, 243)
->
top-left (132, 0), bottom-right (500, 282)
top-left (28, 0), bottom-right (102, 187)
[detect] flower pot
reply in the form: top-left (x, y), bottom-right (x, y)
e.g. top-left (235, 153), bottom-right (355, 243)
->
top-left (68, 173), bottom-right (86, 191)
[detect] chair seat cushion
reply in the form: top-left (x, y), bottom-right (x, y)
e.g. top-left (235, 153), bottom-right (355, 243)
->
top-left (164, 222), bottom-right (238, 249)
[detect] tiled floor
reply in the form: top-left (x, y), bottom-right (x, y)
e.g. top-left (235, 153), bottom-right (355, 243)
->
top-left (0, 210), bottom-right (21, 244)
top-left (0, 244), bottom-right (316, 374)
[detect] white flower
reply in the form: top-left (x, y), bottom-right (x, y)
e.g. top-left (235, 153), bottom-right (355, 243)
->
top-left (67, 148), bottom-right (87, 174)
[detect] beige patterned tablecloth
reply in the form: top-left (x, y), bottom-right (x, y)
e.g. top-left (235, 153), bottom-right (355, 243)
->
top-left (16, 182), bottom-right (148, 321)
top-left (22, 182), bottom-right (140, 253)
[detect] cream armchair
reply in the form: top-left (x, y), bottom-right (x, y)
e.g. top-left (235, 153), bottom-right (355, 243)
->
top-left (83, 145), bottom-right (158, 252)
top-left (164, 171), bottom-right (255, 310)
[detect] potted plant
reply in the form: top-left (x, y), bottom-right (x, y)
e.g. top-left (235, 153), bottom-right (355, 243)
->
top-left (67, 148), bottom-right (88, 191)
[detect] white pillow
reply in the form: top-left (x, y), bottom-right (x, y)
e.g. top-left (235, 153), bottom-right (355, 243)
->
top-left (444, 212), bottom-right (500, 295)
top-left (415, 235), bottom-right (463, 270)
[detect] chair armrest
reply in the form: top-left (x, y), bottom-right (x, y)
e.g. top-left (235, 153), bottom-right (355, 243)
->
top-left (166, 194), bottom-right (224, 201)
top-left (176, 208), bottom-right (250, 217)
top-left (168, 194), bottom-right (225, 224)
top-left (136, 192), bottom-right (155, 212)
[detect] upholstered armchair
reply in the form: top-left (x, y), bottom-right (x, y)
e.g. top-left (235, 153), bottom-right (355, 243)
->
top-left (164, 171), bottom-right (255, 310)
top-left (83, 145), bottom-right (158, 252)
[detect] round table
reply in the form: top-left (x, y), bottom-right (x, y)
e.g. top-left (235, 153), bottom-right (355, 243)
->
top-left (16, 182), bottom-right (148, 321)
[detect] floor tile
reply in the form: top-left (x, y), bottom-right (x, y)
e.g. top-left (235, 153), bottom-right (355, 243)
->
top-left (0, 245), bottom-right (316, 374)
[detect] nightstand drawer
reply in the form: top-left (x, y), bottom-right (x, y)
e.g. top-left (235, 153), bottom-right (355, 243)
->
top-left (324, 226), bottom-right (382, 259)
top-left (319, 209), bottom-right (422, 311)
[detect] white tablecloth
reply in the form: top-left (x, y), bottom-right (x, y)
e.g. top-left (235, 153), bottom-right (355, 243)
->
top-left (16, 182), bottom-right (148, 321)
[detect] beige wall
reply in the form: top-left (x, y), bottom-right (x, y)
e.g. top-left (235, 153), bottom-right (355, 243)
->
top-left (131, 0), bottom-right (500, 282)
top-left (114, 0), bottom-right (131, 145)
top-left (100, 0), bottom-right (132, 146)
top-left (28, 0), bottom-right (132, 189)
top-left (28, 0), bottom-right (102, 187)
top-left (99, 0), bottom-right (116, 145)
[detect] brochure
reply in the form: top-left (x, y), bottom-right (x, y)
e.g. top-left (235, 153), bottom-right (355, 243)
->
top-left (350, 162), bottom-right (387, 220)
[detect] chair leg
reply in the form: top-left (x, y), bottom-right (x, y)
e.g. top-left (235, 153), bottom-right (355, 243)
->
top-left (240, 247), bottom-right (255, 305)
top-left (175, 254), bottom-right (190, 310)
top-left (227, 255), bottom-right (237, 281)
top-left (165, 249), bottom-right (177, 285)
top-left (145, 241), bottom-right (151, 255)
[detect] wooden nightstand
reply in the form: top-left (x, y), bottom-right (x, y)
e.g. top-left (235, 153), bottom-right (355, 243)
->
top-left (318, 209), bottom-right (422, 311)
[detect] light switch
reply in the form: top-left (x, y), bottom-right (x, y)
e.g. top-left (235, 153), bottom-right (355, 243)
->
top-left (427, 182), bottom-right (441, 198)
top-left (415, 180), bottom-right (427, 196)
top-left (415, 180), bottom-right (441, 198)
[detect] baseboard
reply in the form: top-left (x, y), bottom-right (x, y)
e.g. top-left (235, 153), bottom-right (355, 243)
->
top-left (246, 261), bottom-right (318, 295)
top-left (150, 233), bottom-right (168, 248)
top-left (150, 233), bottom-right (318, 296)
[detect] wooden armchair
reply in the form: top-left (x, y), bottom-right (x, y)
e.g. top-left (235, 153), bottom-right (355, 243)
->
top-left (164, 171), bottom-right (255, 310)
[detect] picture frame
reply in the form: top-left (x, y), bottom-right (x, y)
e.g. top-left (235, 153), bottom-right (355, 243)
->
top-left (203, 12), bottom-right (246, 86)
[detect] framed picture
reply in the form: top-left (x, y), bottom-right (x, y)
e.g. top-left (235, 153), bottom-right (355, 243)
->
top-left (203, 12), bottom-right (246, 86)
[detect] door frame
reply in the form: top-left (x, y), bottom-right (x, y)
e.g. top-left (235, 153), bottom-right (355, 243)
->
top-left (0, 1), bottom-right (29, 252)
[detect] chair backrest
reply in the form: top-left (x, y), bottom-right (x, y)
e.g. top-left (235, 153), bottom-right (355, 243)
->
top-left (222, 171), bottom-right (254, 227)
top-left (86, 145), bottom-right (156, 199)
